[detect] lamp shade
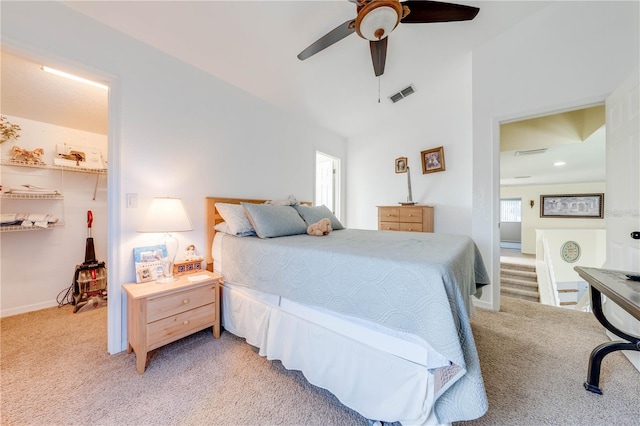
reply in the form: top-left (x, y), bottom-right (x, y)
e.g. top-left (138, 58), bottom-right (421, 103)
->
top-left (355, 0), bottom-right (402, 41)
top-left (137, 197), bottom-right (193, 233)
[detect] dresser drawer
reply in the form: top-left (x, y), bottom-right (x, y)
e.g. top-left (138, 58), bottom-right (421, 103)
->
top-left (378, 207), bottom-right (400, 222)
top-left (147, 284), bottom-right (215, 323)
top-left (379, 221), bottom-right (400, 231)
top-left (147, 303), bottom-right (215, 350)
top-left (399, 208), bottom-right (423, 223)
top-left (377, 205), bottom-right (434, 233)
top-left (399, 222), bottom-right (423, 232)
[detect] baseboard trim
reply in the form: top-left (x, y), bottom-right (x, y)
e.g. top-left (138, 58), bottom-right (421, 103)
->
top-left (1, 300), bottom-right (59, 318)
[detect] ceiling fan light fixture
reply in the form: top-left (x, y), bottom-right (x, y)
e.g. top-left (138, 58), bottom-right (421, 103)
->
top-left (356, 0), bottom-right (403, 41)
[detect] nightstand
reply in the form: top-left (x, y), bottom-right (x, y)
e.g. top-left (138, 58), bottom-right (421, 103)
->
top-left (122, 271), bottom-right (222, 374)
top-left (377, 205), bottom-right (434, 232)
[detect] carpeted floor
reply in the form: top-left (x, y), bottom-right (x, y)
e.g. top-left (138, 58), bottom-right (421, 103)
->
top-left (1, 297), bottom-right (638, 425)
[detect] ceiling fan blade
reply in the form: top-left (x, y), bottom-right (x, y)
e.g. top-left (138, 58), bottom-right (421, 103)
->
top-left (370, 37), bottom-right (388, 77)
top-left (297, 19), bottom-right (356, 60)
top-left (400, 1), bottom-right (479, 23)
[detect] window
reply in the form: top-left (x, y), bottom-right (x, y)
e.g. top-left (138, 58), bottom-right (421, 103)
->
top-left (500, 198), bottom-right (521, 222)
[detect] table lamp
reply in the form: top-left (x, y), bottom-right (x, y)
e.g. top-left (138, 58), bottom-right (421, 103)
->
top-left (138, 197), bottom-right (193, 283)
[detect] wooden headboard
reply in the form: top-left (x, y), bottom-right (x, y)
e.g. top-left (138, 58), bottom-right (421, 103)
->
top-left (205, 197), bottom-right (311, 271)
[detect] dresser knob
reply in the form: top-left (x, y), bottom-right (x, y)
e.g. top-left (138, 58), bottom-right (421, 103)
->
top-left (183, 299), bottom-right (189, 304)
top-left (183, 320), bottom-right (189, 325)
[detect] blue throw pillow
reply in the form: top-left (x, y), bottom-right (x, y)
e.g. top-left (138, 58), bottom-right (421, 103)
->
top-left (241, 203), bottom-right (308, 238)
top-left (293, 204), bottom-right (344, 230)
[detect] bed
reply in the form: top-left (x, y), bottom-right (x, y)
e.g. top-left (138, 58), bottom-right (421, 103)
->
top-left (205, 197), bottom-right (490, 425)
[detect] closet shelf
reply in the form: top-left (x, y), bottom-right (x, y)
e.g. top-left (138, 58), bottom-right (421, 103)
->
top-left (1, 193), bottom-right (64, 200)
top-left (1, 159), bottom-right (106, 174)
top-left (0, 222), bottom-right (65, 232)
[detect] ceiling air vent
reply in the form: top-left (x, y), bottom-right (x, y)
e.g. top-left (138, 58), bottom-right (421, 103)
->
top-left (389, 84), bottom-right (416, 103)
top-left (514, 148), bottom-right (547, 156)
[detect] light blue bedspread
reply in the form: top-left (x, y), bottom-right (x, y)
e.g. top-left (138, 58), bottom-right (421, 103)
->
top-left (219, 228), bottom-right (490, 423)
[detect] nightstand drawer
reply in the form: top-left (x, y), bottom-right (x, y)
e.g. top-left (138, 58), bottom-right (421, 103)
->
top-left (399, 222), bottom-right (423, 232)
top-left (379, 221), bottom-right (400, 231)
top-left (147, 284), bottom-right (215, 323)
top-left (399, 208), bottom-right (423, 223)
top-left (147, 303), bottom-right (215, 350)
top-left (378, 208), bottom-right (400, 222)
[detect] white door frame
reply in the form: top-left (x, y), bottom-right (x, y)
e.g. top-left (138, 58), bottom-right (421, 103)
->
top-left (491, 96), bottom-right (607, 311)
top-left (2, 39), bottom-right (123, 354)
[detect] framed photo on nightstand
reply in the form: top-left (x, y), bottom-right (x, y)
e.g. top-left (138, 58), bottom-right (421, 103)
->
top-left (133, 244), bottom-right (167, 283)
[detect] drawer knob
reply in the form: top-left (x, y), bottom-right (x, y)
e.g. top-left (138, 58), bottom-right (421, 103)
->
top-left (408, 214), bottom-right (413, 217)
top-left (183, 299), bottom-right (189, 304)
top-left (183, 320), bottom-right (189, 325)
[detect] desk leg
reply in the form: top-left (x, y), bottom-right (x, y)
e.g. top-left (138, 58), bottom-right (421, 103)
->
top-left (584, 287), bottom-right (640, 394)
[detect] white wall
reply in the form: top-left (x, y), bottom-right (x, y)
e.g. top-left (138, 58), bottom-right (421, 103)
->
top-left (536, 229), bottom-right (607, 282)
top-left (347, 53), bottom-right (473, 234)
top-left (472, 1), bottom-right (639, 310)
top-left (1, 2), bottom-right (346, 352)
top-left (1, 116), bottom-right (108, 316)
top-left (501, 182), bottom-right (606, 254)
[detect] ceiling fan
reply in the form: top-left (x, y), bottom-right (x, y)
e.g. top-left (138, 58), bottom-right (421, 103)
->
top-left (297, 0), bottom-right (480, 77)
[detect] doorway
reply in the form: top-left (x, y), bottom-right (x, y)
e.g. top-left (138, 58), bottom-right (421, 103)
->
top-left (0, 50), bottom-right (109, 321)
top-left (315, 151), bottom-right (341, 219)
top-left (498, 104), bottom-right (606, 308)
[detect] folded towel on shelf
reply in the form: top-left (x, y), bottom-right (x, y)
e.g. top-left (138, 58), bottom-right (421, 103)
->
top-left (1, 214), bottom-right (21, 225)
top-left (1, 213), bottom-right (59, 227)
top-left (6, 184), bottom-right (61, 195)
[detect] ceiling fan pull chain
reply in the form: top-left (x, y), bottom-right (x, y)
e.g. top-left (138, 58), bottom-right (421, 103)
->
top-left (378, 76), bottom-right (381, 103)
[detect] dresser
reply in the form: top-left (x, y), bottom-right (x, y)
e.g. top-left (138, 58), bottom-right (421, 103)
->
top-left (377, 205), bottom-right (434, 233)
top-left (122, 271), bottom-right (222, 374)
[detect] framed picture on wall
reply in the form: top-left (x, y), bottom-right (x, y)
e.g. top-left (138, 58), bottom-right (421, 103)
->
top-left (395, 157), bottom-right (408, 173)
top-left (540, 193), bottom-right (604, 218)
top-left (421, 146), bottom-right (445, 174)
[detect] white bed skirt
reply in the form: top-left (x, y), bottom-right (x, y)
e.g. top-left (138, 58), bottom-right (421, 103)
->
top-left (221, 283), bottom-right (443, 425)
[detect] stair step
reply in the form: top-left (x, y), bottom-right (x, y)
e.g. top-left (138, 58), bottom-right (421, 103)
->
top-left (500, 262), bottom-right (536, 273)
top-left (500, 260), bottom-right (540, 304)
top-left (501, 277), bottom-right (539, 291)
top-left (501, 287), bottom-right (540, 302)
top-left (501, 269), bottom-right (538, 280)
top-left (560, 301), bottom-right (578, 306)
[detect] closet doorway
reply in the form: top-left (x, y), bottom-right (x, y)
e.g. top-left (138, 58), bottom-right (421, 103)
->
top-left (0, 49), bottom-right (109, 319)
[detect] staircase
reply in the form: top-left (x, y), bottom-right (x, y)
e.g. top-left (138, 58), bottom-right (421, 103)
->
top-left (501, 261), bottom-right (539, 303)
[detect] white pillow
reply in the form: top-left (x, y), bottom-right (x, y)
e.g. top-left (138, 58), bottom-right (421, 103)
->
top-left (214, 221), bottom-right (256, 237)
top-left (215, 203), bottom-right (256, 236)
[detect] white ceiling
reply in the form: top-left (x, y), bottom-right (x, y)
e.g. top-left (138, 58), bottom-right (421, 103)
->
top-left (1, 51), bottom-right (108, 135)
top-left (2, 1), bottom-right (604, 187)
top-left (61, 0), bottom-right (551, 138)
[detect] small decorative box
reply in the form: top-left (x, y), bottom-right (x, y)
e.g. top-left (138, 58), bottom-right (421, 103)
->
top-left (173, 259), bottom-right (204, 276)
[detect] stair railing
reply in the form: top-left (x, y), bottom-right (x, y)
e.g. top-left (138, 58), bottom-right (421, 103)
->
top-left (536, 235), bottom-right (561, 307)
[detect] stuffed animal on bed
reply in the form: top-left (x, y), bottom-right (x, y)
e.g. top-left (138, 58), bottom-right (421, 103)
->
top-left (307, 218), bottom-right (332, 236)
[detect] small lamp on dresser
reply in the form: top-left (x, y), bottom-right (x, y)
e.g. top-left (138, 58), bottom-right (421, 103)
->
top-left (137, 196), bottom-right (193, 283)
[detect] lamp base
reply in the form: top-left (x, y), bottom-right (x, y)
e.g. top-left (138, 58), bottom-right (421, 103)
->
top-left (156, 275), bottom-right (177, 284)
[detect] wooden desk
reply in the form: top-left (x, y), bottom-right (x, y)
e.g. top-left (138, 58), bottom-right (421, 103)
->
top-left (574, 266), bottom-right (640, 394)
